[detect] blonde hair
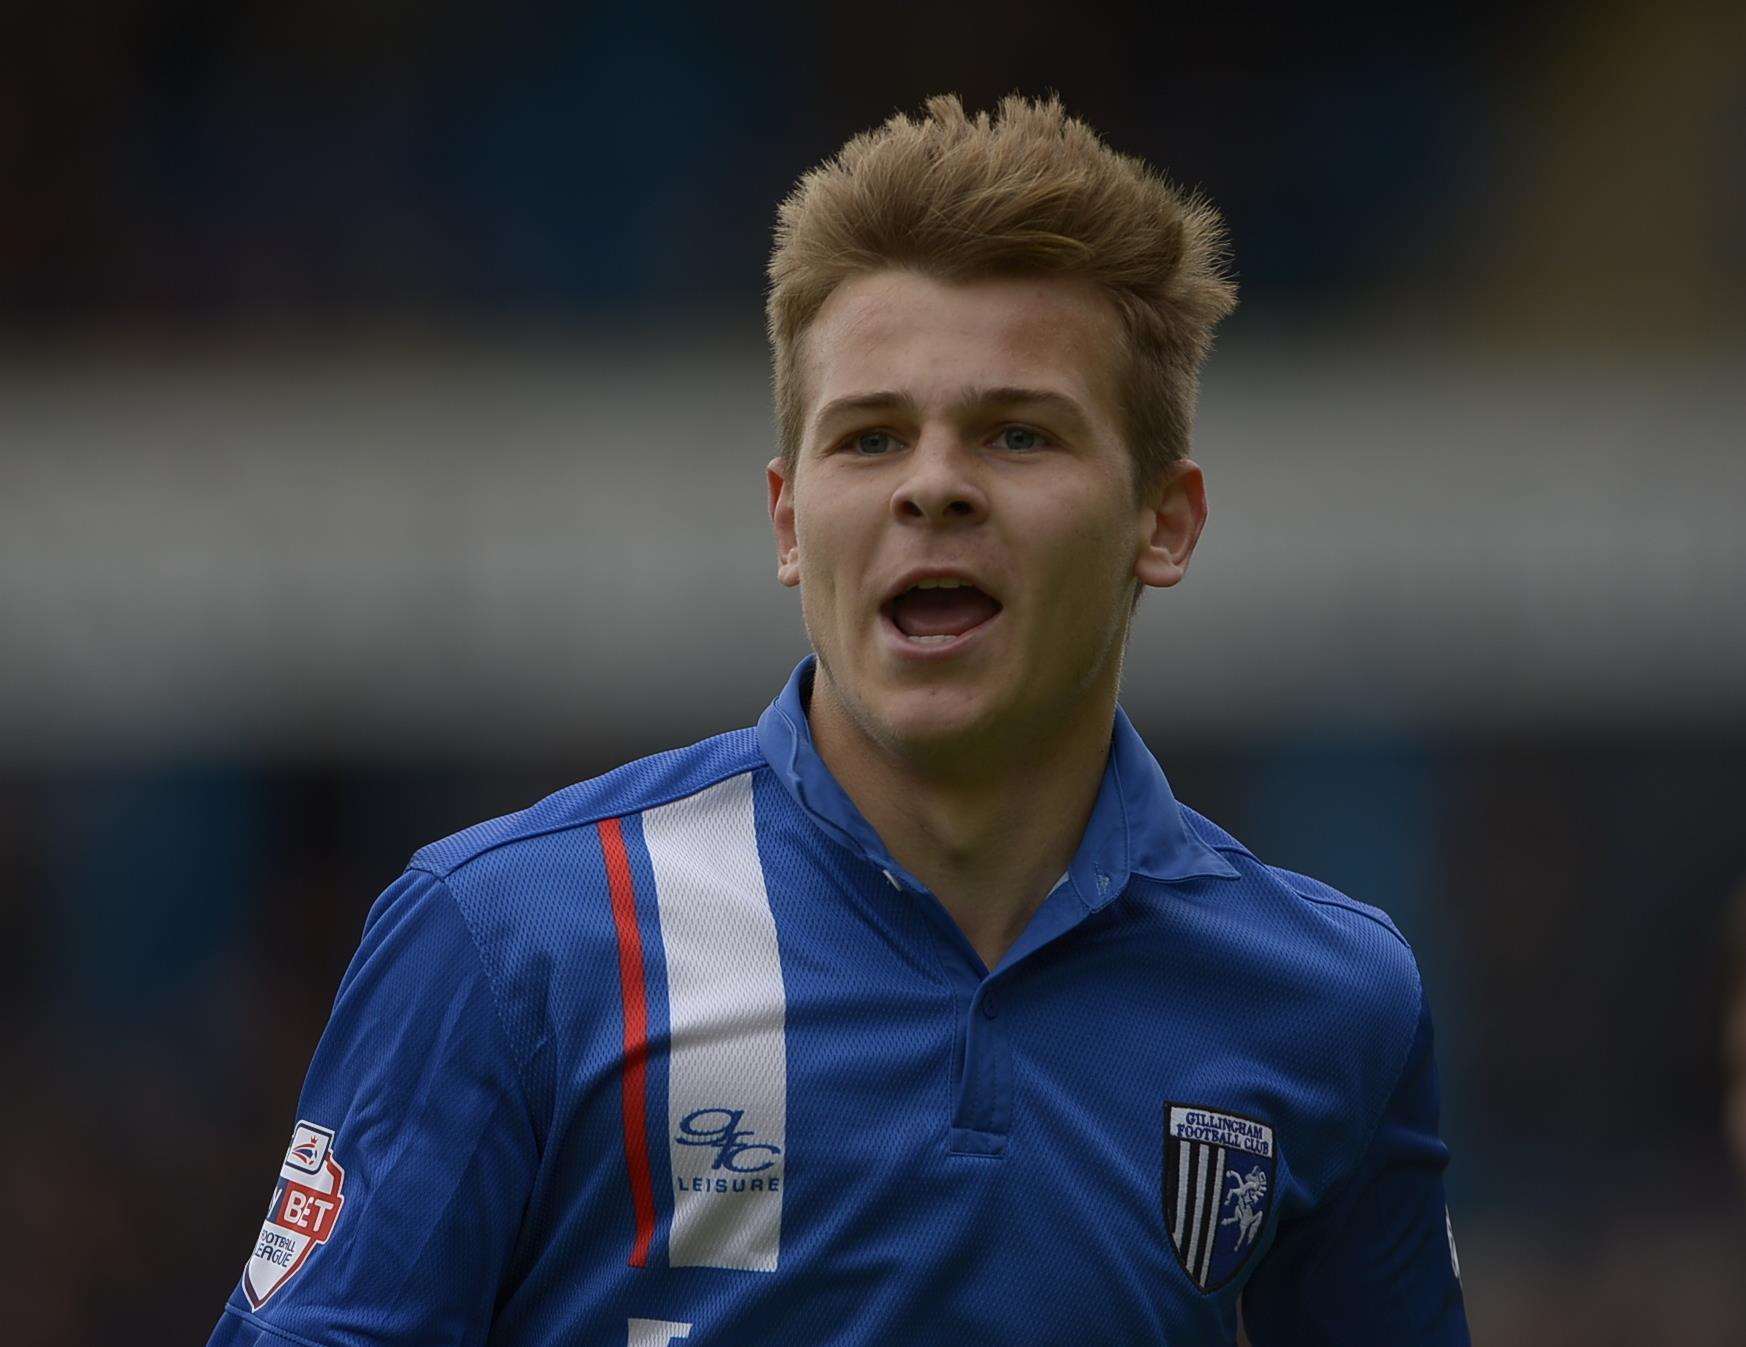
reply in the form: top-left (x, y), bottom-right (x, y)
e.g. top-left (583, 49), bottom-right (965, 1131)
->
top-left (766, 93), bottom-right (1238, 500)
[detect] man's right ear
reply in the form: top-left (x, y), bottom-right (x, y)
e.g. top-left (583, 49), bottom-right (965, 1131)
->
top-left (767, 457), bottom-right (801, 588)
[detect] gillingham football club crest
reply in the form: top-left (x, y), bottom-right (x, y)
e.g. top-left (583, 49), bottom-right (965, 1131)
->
top-left (1162, 1103), bottom-right (1276, 1292)
top-left (242, 1120), bottom-right (347, 1308)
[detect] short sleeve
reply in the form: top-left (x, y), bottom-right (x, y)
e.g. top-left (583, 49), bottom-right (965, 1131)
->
top-left (208, 868), bottom-right (539, 1346)
top-left (1242, 984), bottom-right (1469, 1346)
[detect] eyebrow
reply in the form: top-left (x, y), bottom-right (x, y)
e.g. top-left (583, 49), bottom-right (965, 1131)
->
top-left (809, 385), bottom-right (1093, 444)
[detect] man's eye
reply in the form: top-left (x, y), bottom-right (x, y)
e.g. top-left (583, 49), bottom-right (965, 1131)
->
top-left (849, 431), bottom-right (899, 455)
top-left (993, 426), bottom-right (1048, 452)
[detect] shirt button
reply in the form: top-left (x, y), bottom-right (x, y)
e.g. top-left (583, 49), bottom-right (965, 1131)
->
top-left (981, 995), bottom-right (998, 1020)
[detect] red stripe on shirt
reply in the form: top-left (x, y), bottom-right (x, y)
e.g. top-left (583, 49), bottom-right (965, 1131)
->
top-left (600, 814), bottom-right (657, 1268)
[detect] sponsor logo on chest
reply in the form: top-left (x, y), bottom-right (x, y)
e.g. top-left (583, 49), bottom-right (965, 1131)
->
top-left (672, 1106), bottom-right (784, 1194)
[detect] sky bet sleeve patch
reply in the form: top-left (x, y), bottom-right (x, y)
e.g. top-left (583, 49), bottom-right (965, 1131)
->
top-left (242, 1120), bottom-right (347, 1309)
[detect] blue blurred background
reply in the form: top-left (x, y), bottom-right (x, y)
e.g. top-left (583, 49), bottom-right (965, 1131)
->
top-left (4, 2), bottom-right (1745, 1342)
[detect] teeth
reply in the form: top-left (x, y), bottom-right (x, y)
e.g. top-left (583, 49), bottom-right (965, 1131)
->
top-left (908, 634), bottom-right (956, 644)
top-left (914, 577), bottom-right (968, 589)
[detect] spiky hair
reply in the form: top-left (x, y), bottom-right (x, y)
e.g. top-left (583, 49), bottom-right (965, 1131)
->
top-left (766, 93), bottom-right (1237, 498)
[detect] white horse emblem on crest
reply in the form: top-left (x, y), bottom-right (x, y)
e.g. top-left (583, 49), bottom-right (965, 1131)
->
top-left (1220, 1164), bottom-right (1269, 1249)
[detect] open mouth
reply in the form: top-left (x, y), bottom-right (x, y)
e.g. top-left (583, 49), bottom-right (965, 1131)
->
top-left (880, 580), bottom-right (1004, 652)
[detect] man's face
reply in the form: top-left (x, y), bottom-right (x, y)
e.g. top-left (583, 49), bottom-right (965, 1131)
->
top-left (766, 268), bottom-right (1204, 766)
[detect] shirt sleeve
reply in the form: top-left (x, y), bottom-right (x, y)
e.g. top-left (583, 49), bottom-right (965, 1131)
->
top-left (208, 868), bottom-right (539, 1347)
top-left (1241, 984), bottom-right (1470, 1346)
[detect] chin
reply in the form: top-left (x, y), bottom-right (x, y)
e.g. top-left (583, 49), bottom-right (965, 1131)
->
top-left (817, 637), bottom-right (1016, 755)
top-left (865, 680), bottom-right (1007, 752)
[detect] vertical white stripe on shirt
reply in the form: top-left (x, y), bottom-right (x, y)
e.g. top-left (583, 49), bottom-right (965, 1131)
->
top-left (643, 772), bottom-right (787, 1272)
top-left (1199, 1145), bottom-right (1226, 1285)
top-left (1184, 1143), bottom-right (1209, 1275)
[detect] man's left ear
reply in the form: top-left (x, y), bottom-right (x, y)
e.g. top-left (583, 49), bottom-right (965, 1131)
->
top-left (1133, 458), bottom-right (1208, 591)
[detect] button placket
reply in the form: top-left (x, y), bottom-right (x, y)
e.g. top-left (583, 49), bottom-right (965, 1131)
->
top-left (949, 979), bottom-right (1012, 1155)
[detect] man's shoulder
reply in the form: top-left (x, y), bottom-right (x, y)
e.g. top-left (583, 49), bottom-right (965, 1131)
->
top-left (323, 730), bottom-right (766, 1087)
top-left (409, 726), bottom-right (765, 882)
top-left (1173, 804), bottom-right (1422, 1023)
top-left (1168, 806), bottom-right (1431, 1193)
top-left (383, 728), bottom-right (767, 1059)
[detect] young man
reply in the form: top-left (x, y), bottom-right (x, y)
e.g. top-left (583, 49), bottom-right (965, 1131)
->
top-left (209, 95), bottom-right (1468, 1346)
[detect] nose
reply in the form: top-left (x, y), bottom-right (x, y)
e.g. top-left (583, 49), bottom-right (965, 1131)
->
top-left (890, 435), bottom-right (989, 525)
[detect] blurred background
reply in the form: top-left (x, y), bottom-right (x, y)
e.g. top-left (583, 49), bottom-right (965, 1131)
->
top-left (4, 2), bottom-right (1744, 1342)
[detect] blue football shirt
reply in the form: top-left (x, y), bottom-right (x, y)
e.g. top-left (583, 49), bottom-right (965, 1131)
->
top-left (209, 654), bottom-right (1468, 1346)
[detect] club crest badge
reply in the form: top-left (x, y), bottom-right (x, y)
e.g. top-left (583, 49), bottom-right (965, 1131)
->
top-left (1162, 1103), bottom-right (1276, 1293)
top-left (242, 1120), bottom-right (347, 1309)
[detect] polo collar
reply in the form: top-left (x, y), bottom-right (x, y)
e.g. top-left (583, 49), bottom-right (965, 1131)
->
top-left (755, 654), bottom-right (1237, 910)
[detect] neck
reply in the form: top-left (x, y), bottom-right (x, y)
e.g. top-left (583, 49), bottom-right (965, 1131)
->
top-left (806, 661), bottom-right (1117, 970)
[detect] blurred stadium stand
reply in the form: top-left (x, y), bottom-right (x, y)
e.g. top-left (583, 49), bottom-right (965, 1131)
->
top-left (3, 2), bottom-right (1743, 1342)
